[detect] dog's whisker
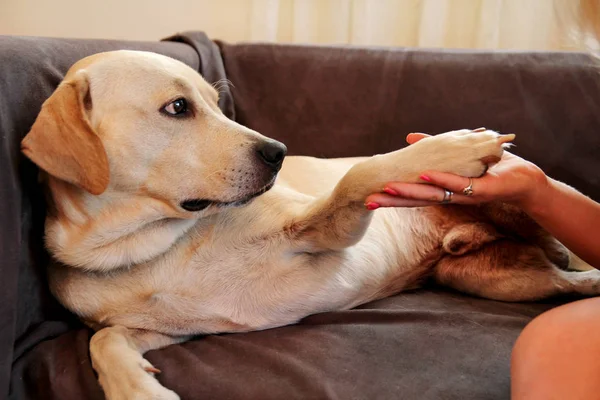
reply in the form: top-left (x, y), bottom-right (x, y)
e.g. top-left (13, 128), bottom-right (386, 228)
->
top-left (211, 79), bottom-right (235, 93)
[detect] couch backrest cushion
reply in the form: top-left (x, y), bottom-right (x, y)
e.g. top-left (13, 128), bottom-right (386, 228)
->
top-left (218, 43), bottom-right (600, 201)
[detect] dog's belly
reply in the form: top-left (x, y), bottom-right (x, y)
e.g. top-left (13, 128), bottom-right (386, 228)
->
top-left (49, 206), bottom-right (442, 336)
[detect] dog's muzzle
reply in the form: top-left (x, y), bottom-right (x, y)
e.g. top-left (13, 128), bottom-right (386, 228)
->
top-left (180, 179), bottom-right (276, 212)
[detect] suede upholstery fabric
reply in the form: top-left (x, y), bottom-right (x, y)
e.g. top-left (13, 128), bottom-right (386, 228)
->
top-left (13, 290), bottom-right (562, 400)
top-left (2, 34), bottom-right (599, 399)
top-left (218, 43), bottom-right (600, 201)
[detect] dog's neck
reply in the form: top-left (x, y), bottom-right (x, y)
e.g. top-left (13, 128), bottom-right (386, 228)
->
top-left (44, 177), bottom-right (198, 272)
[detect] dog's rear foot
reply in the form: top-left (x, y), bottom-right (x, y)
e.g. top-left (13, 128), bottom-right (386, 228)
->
top-left (559, 269), bottom-right (600, 296)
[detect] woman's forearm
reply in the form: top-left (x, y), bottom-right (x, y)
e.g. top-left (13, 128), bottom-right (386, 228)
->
top-left (521, 179), bottom-right (600, 268)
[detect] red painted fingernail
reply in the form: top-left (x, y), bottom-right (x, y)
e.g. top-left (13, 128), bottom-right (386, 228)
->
top-left (383, 187), bottom-right (398, 196)
top-left (365, 202), bottom-right (380, 210)
top-left (420, 175), bottom-right (431, 182)
top-left (144, 366), bottom-right (161, 374)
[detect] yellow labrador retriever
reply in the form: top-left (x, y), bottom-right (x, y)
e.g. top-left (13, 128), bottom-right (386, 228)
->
top-left (22, 50), bottom-right (599, 400)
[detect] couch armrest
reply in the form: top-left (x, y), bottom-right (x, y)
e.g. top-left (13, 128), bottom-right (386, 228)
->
top-left (0, 32), bottom-right (228, 399)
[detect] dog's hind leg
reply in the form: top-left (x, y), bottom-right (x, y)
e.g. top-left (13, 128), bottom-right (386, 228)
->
top-left (476, 201), bottom-right (572, 269)
top-left (90, 326), bottom-right (186, 400)
top-left (434, 239), bottom-right (600, 302)
top-left (441, 222), bottom-right (501, 255)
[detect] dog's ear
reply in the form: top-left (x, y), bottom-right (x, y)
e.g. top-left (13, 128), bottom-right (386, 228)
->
top-left (21, 70), bottom-right (109, 195)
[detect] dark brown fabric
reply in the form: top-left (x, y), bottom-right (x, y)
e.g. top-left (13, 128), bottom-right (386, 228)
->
top-left (164, 32), bottom-right (235, 120)
top-left (12, 289), bottom-right (563, 400)
top-left (218, 43), bottom-right (600, 201)
top-left (0, 33), bottom-right (229, 400)
top-left (4, 35), bottom-right (600, 400)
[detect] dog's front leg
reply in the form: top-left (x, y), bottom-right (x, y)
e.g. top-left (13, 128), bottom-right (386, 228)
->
top-left (287, 129), bottom-right (513, 252)
top-left (90, 326), bottom-right (187, 400)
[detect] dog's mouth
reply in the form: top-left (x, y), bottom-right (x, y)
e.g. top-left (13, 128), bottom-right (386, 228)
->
top-left (180, 180), bottom-right (276, 212)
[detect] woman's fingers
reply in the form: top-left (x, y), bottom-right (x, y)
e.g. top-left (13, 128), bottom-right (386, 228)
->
top-left (383, 182), bottom-right (448, 202)
top-left (369, 181), bottom-right (482, 208)
top-left (406, 133), bottom-right (430, 144)
top-left (416, 171), bottom-right (475, 195)
top-left (365, 192), bottom-right (439, 208)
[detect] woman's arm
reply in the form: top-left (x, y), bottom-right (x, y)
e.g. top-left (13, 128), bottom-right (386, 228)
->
top-left (522, 178), bottom-right (600, 268)
top-left (365, 132), bottom-right (600, 268)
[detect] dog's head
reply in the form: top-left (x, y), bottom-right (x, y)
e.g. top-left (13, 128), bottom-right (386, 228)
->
top-left (21, 50), bottom-right (286, 214)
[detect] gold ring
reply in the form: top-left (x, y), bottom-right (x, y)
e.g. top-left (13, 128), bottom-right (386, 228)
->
top-left (462, 178), bottom-right (474, 196)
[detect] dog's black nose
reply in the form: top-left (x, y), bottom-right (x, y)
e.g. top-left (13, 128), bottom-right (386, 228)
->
top-left (257, 140), bottom-right (287, 169)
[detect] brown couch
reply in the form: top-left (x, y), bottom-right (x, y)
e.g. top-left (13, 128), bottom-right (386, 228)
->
top-left (2, 31), bottom-right (599, 400)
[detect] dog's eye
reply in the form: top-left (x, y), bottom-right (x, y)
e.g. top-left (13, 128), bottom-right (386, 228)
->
top-left (163, 98), bottom-right (188, 116)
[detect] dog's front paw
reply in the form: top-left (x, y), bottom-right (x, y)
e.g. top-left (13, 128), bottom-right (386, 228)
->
top-left (102, 377), bottom-right (180, 400)
top-left (97, 359), bottom-right (180, 400)
top-left (125, 386), bottom-right (180, 400)
top-left (423, 128), bottom-right (514, 177)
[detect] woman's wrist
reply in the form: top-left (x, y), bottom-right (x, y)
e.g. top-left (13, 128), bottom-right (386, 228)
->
top-left (516, 176), bottom-right (555, 218)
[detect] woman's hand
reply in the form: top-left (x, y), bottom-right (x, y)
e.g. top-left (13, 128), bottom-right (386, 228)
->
top-left (365, 132), bottom-right (550, 211)
top-left (365, 131), bottom-right (600, 268)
